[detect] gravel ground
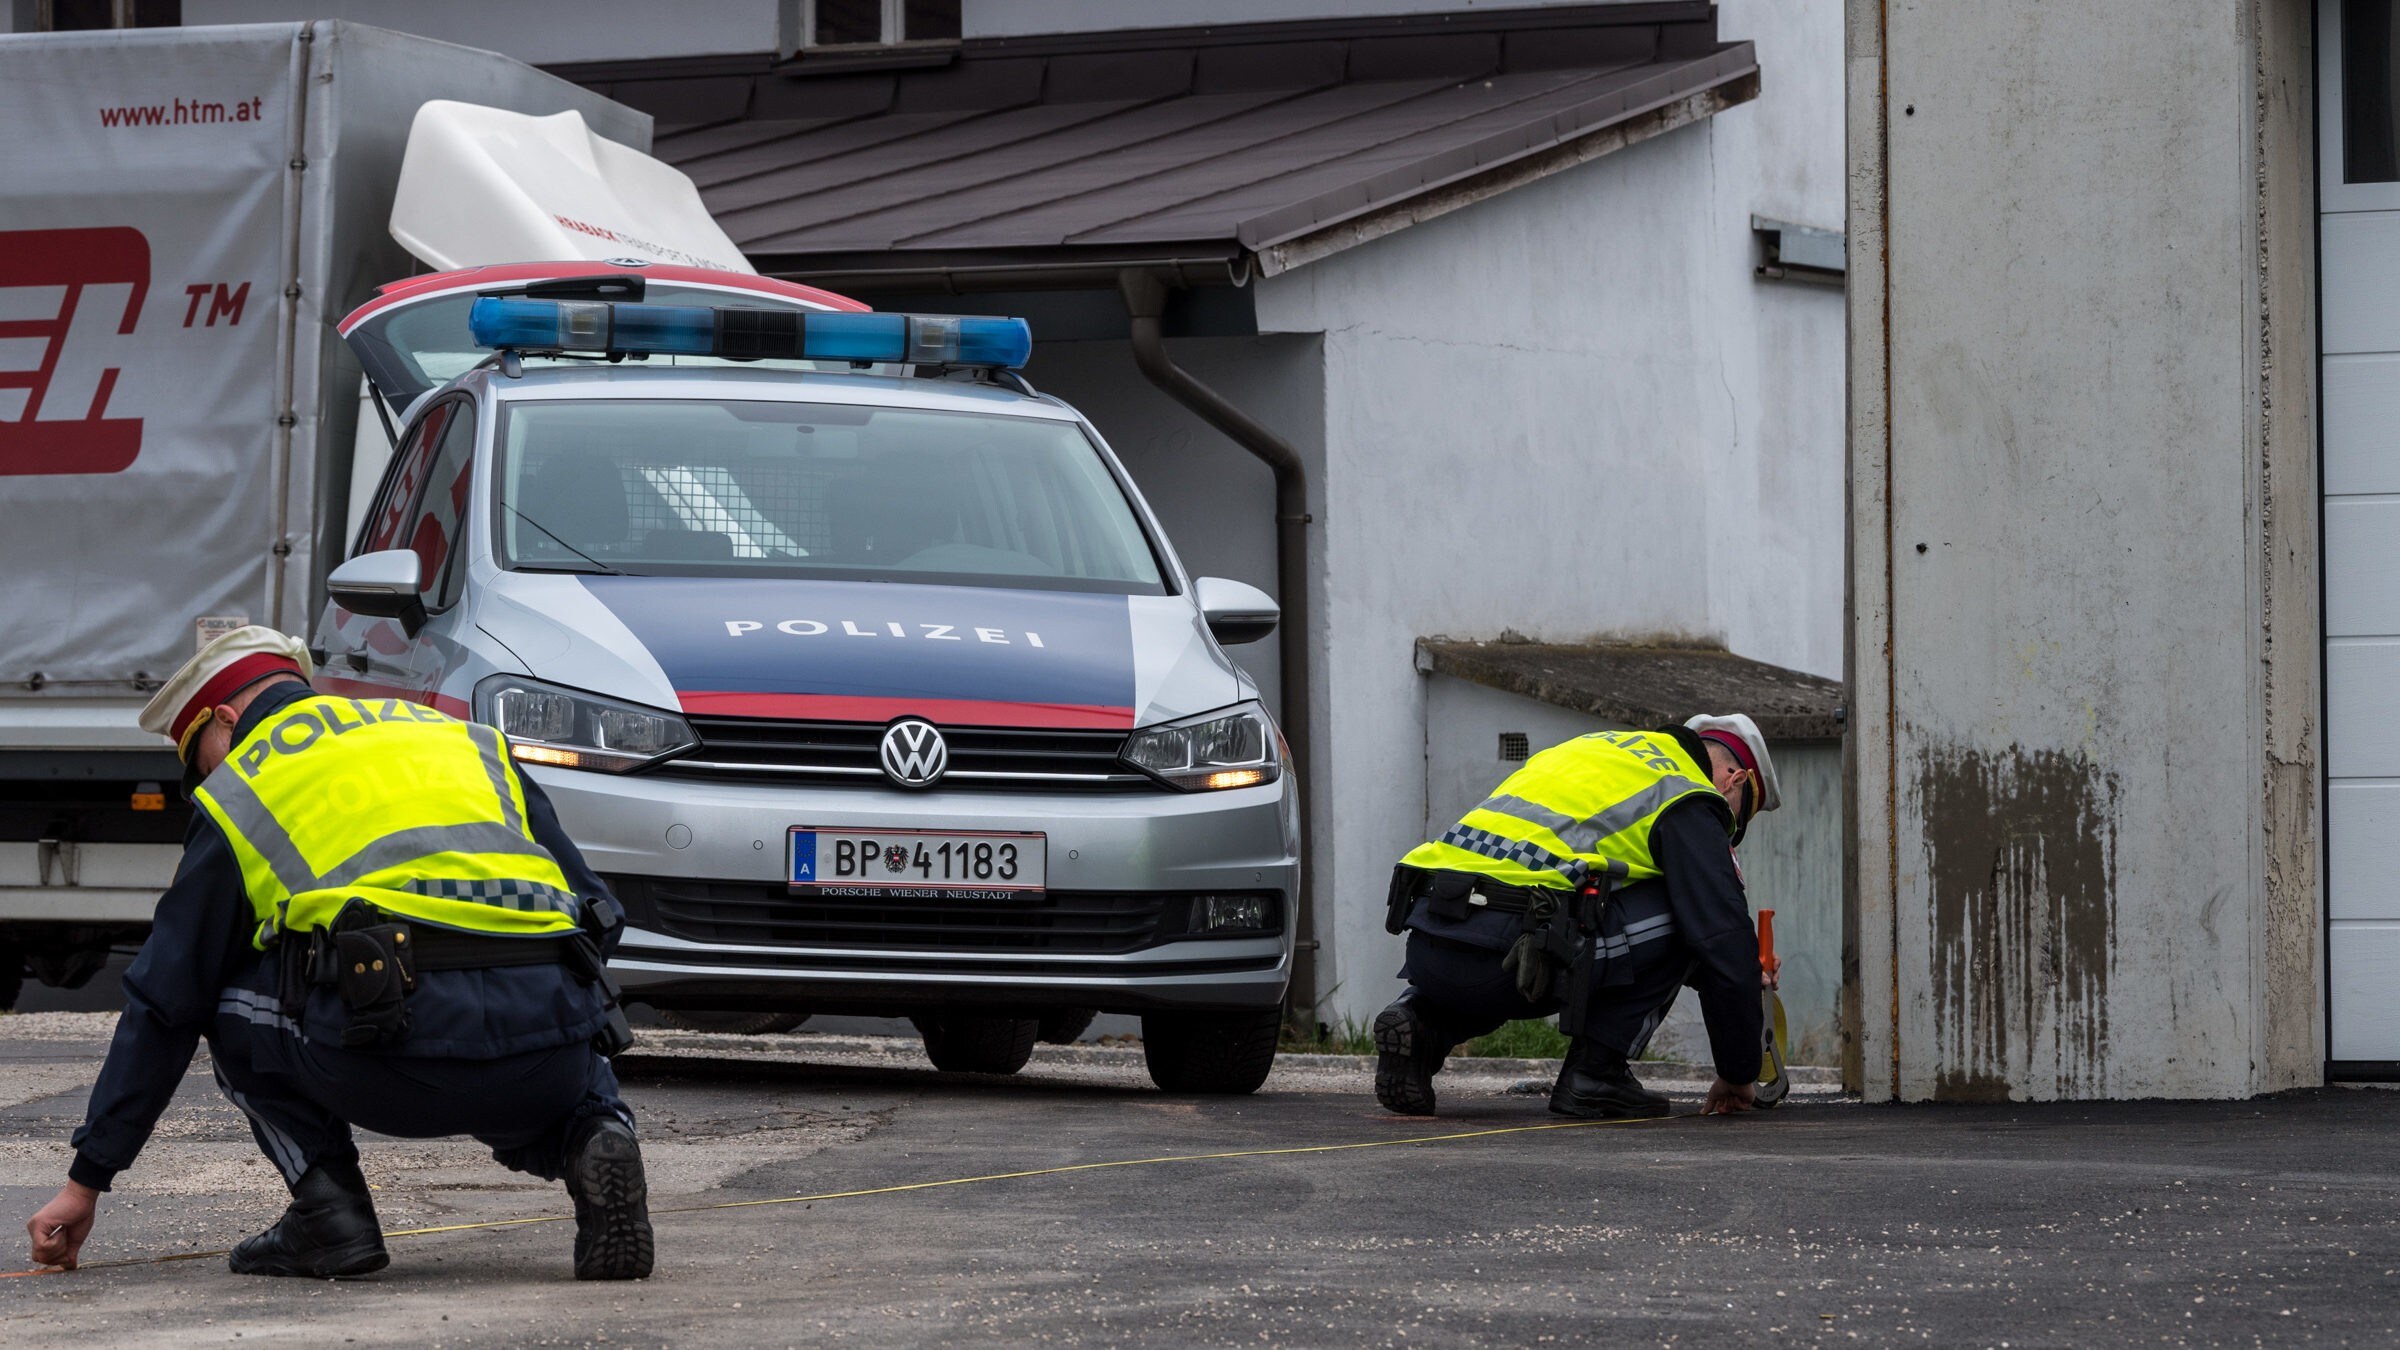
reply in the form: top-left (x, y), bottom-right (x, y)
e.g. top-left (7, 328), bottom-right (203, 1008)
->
top-left (0, 1012), bottom-right (2392, 1347)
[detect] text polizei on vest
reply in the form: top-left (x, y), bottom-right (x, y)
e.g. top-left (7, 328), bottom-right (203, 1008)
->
top-left (721, 620), bottom-right (1044, 647)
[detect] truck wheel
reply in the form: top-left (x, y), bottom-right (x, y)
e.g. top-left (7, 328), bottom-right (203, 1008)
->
top-left (1036, 1008), bottom-right (1097, 1044)
top-left (0, 945), bottom-right (20, 1013)
top-left (1141, 1008), bottom-right (1282, 1095)
top-left (658, 1010), bottom-right (809, 1035)
top-left (913, 1014), bottom-right (1039, 1075)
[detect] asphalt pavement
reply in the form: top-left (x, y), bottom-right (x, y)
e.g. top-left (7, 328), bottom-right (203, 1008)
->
top-left (0, 1012), bottom-right (2392, 1347)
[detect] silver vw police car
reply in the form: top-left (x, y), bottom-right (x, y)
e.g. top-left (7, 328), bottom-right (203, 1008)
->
top-left (324, 262), bottom-right (1297, 1093)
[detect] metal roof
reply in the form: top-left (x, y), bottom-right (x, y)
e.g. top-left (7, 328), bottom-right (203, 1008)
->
top-left (1415, 638), bottom-right (1845, 742)
top-left (558, 4), bottom-right (1758, 290)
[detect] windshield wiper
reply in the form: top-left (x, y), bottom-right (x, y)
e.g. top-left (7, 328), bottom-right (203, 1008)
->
top-left (508, 505), bottom-right (623, 576)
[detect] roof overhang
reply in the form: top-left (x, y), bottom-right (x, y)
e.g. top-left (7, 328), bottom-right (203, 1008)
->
top-left (551, 3), bottom-right (1759, 298)
top-left (1416, 638), bottom-right (1845, 742)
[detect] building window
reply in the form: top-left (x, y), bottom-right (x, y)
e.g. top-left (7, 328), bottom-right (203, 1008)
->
top-left (903, 0), bottom-right (961, 41)
top-left (2346, 0), bottom-right (2400, 182)
top-left (34, 0), bottom-right (178, 28)
top-left (806, 0), bottom-right (959, 48)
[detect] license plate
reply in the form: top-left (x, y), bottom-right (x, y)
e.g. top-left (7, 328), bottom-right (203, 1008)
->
top-left (789, 828), bottom-right (1045, 897)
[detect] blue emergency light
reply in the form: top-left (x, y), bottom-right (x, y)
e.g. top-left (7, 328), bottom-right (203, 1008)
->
top-left (466, 297), bottom-right (1033, 370)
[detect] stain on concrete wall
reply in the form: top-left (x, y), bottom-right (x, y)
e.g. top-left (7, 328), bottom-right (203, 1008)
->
top-left (1917, 747), bottom-right (2120, 1100)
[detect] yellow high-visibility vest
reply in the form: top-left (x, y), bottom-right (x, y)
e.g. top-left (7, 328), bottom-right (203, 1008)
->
top-left (1402, 729), bottom-right (1723, 890)
top-left (195, 694), bottom-right (581, 949)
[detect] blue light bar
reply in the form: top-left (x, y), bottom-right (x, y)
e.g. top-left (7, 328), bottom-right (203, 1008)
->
top-left (466, 297), bottom-right (1032, 370)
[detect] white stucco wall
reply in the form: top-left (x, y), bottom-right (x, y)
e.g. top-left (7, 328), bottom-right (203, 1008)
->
top-left (1244, 0), bottom-right (1847, 1024)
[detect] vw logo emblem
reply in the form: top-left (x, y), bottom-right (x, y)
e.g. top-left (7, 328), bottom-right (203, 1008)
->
top-left (879, 718), bottom-right (949, 788)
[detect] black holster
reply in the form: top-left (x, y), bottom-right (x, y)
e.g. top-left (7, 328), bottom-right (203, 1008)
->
top-left (328, 898), bottom-right (416, 1048)
top-left (1385, 864), bottom-right (1426, 934)
top-left (1500, 869), bottom-right (1617, 1018)
top-left (574, 893), bottom-right (635, 1059)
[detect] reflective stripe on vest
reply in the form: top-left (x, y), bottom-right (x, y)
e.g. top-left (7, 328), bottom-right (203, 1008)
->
top-left (1400, 729), bottom-right (1721, 889)
top-left (196, 695), bottom-right (581, 948)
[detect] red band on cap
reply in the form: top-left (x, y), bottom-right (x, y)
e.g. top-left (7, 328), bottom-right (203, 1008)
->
top-left (1698, 728), bottom-right (1756, 776)
top-left (172, 653), bottom-right (305, 758)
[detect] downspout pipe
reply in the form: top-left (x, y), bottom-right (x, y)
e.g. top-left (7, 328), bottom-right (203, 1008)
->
top-left (1118, 268), bottom-right (1318, 1020)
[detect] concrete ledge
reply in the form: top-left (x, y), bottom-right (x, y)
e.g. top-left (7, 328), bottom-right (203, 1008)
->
top-left (624, 1029), bottom-right (1844, 1085)
top-left (1416, 638), bottom-right (1845, 741)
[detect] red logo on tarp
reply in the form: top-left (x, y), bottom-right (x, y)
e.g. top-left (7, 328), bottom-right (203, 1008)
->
top-left (0, 227), bottom-right (149, 476)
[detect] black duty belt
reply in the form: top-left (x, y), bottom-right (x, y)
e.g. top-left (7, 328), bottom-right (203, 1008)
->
top-left (1387, 863), bottom-right (1569, 932)
top-left (399, 926), bottom-right (575, 972)
top-left (1440, 880), bottom-right (1570, 916)
top-left (1413, 872), bottom-right (1567, 916)
top-left (274, 897), bottom-right (633, 1056)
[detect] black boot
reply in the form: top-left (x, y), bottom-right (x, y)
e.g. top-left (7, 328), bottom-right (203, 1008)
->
top-left (566, 1114), bottom-right (654, 1280)
top-left (228, 1163), bottom-right (389, 1279)
top-left (1372, 995), bottom-right (1445, 1116)
top-left (1548, 1042), bottom-right (1671, 1120)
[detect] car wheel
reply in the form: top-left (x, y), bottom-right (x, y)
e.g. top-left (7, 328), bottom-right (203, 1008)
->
top-left (1141, 1008), bottom-right (1282, 1095)
top-left (658, 1010), bottom-right (810, 1035)
top-left (913, 1014), bottom-right (1040, 1075)
top-left (1036, 1008), bottom-right (1097, 1045)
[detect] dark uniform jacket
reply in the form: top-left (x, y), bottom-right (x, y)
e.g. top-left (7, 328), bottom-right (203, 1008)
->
top-left (68, 681), bottom-right (621, 1191)
top-left (1406, 726), bottom-right (1765, 1084)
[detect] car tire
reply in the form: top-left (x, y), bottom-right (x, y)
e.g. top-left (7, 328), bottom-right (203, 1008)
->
top-left (658, 1010), bottom-right (810, 1036)
top-left (1140, 1008), bottom-right (1282, 1095)
top-left (914, 1015), bottom-right (1040, 1075)
top-left (1036, 1008), bottom-right (1097, 1045)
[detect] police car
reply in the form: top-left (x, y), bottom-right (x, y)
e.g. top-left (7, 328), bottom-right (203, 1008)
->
top-left (324, 262), bottom-right (1297, 1092)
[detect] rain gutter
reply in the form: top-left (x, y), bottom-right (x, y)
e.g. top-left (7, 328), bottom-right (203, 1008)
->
top-left (1118, 268), bottom-right (1317, 1019)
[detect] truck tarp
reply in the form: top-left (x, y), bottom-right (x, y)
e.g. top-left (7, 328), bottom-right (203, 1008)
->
top-left (0, 23), bottom-right (645, 698)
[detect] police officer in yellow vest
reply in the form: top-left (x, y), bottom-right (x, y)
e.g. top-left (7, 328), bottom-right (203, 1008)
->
top-left (1373, 714), bottom-right (1779, 1120)
top-left (23, 628), bottom-right (652, 1280)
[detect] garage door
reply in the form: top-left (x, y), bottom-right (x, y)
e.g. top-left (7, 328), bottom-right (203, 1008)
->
top-left (2323, 0), bottom-right (2400, 1068)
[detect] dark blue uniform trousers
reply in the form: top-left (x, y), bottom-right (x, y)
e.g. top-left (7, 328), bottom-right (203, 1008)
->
top-left (1399, 883), bottom-right (1689, 1058)
top-left (210, 987), bottom-right (629, 1186)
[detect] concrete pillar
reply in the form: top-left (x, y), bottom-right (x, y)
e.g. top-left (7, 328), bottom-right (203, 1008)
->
top-left (1845, 0), bottom-right (2322, 1099)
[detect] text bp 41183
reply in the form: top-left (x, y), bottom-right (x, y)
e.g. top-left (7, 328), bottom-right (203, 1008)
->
top-left (790, 828), bottom-right (1046, 896)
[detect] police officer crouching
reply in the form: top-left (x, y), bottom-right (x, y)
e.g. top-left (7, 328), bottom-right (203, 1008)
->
top-left (1373, 715), bottom-right (1779, 1120)
top-left (24, 628), bottom-right (653, 1280)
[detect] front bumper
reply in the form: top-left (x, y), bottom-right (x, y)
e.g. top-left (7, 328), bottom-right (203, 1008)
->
top-left (530, 764), bottom-right (1299, 1014)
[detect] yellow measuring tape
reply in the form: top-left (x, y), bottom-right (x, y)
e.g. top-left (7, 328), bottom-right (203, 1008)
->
top-left (7, 1112), bottom-right (1676, 1278)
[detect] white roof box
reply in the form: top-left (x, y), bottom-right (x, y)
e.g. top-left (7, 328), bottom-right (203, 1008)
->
top-left (390, 100), bottom-right (752, 274)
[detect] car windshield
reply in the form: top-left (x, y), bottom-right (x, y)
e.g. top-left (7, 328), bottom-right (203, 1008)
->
top-left (493, 398), bottom-right (1167, 593)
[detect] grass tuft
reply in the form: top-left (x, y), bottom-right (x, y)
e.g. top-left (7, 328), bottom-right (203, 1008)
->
top-left (1279, 1014), bottom-right (1375, 1055)
top-left (1456, 1018), bottom-right (1571, 1059)
top-left (1278, 1012), bottom-right (1571, 1060)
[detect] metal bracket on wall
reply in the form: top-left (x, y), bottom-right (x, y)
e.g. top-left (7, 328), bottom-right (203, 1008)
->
top-left (36, 838), bottom-right (80, 888)
top-left (1753, 215), bottom-right (1847, 287)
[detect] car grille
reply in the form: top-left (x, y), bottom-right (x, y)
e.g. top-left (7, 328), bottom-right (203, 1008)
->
top-left (609, 876), bottom-right (1180, 953)
top-left (653, 716), bottom-right (1153, 792)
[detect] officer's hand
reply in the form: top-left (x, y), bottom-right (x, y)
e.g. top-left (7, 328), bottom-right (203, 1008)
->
top-left (27, 1182), bottom-right (98, 1270)
top-left (1703, 1077), bottom-right (1757, 1115)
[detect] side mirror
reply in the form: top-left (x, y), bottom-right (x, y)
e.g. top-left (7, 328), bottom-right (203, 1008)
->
top-left (327, 549), bottom-right (427, 637)
top-left (1195, 576), bottom-right (1279, 646)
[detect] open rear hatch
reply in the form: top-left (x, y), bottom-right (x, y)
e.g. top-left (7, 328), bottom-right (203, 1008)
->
top-left (337, 100), bottom-right (866, 410)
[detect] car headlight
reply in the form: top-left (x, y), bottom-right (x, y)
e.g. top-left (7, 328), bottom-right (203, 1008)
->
top-left (473, 674), bottom-right (697, 774)
top-left (1122, 702), bottom-right (1282, 791)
